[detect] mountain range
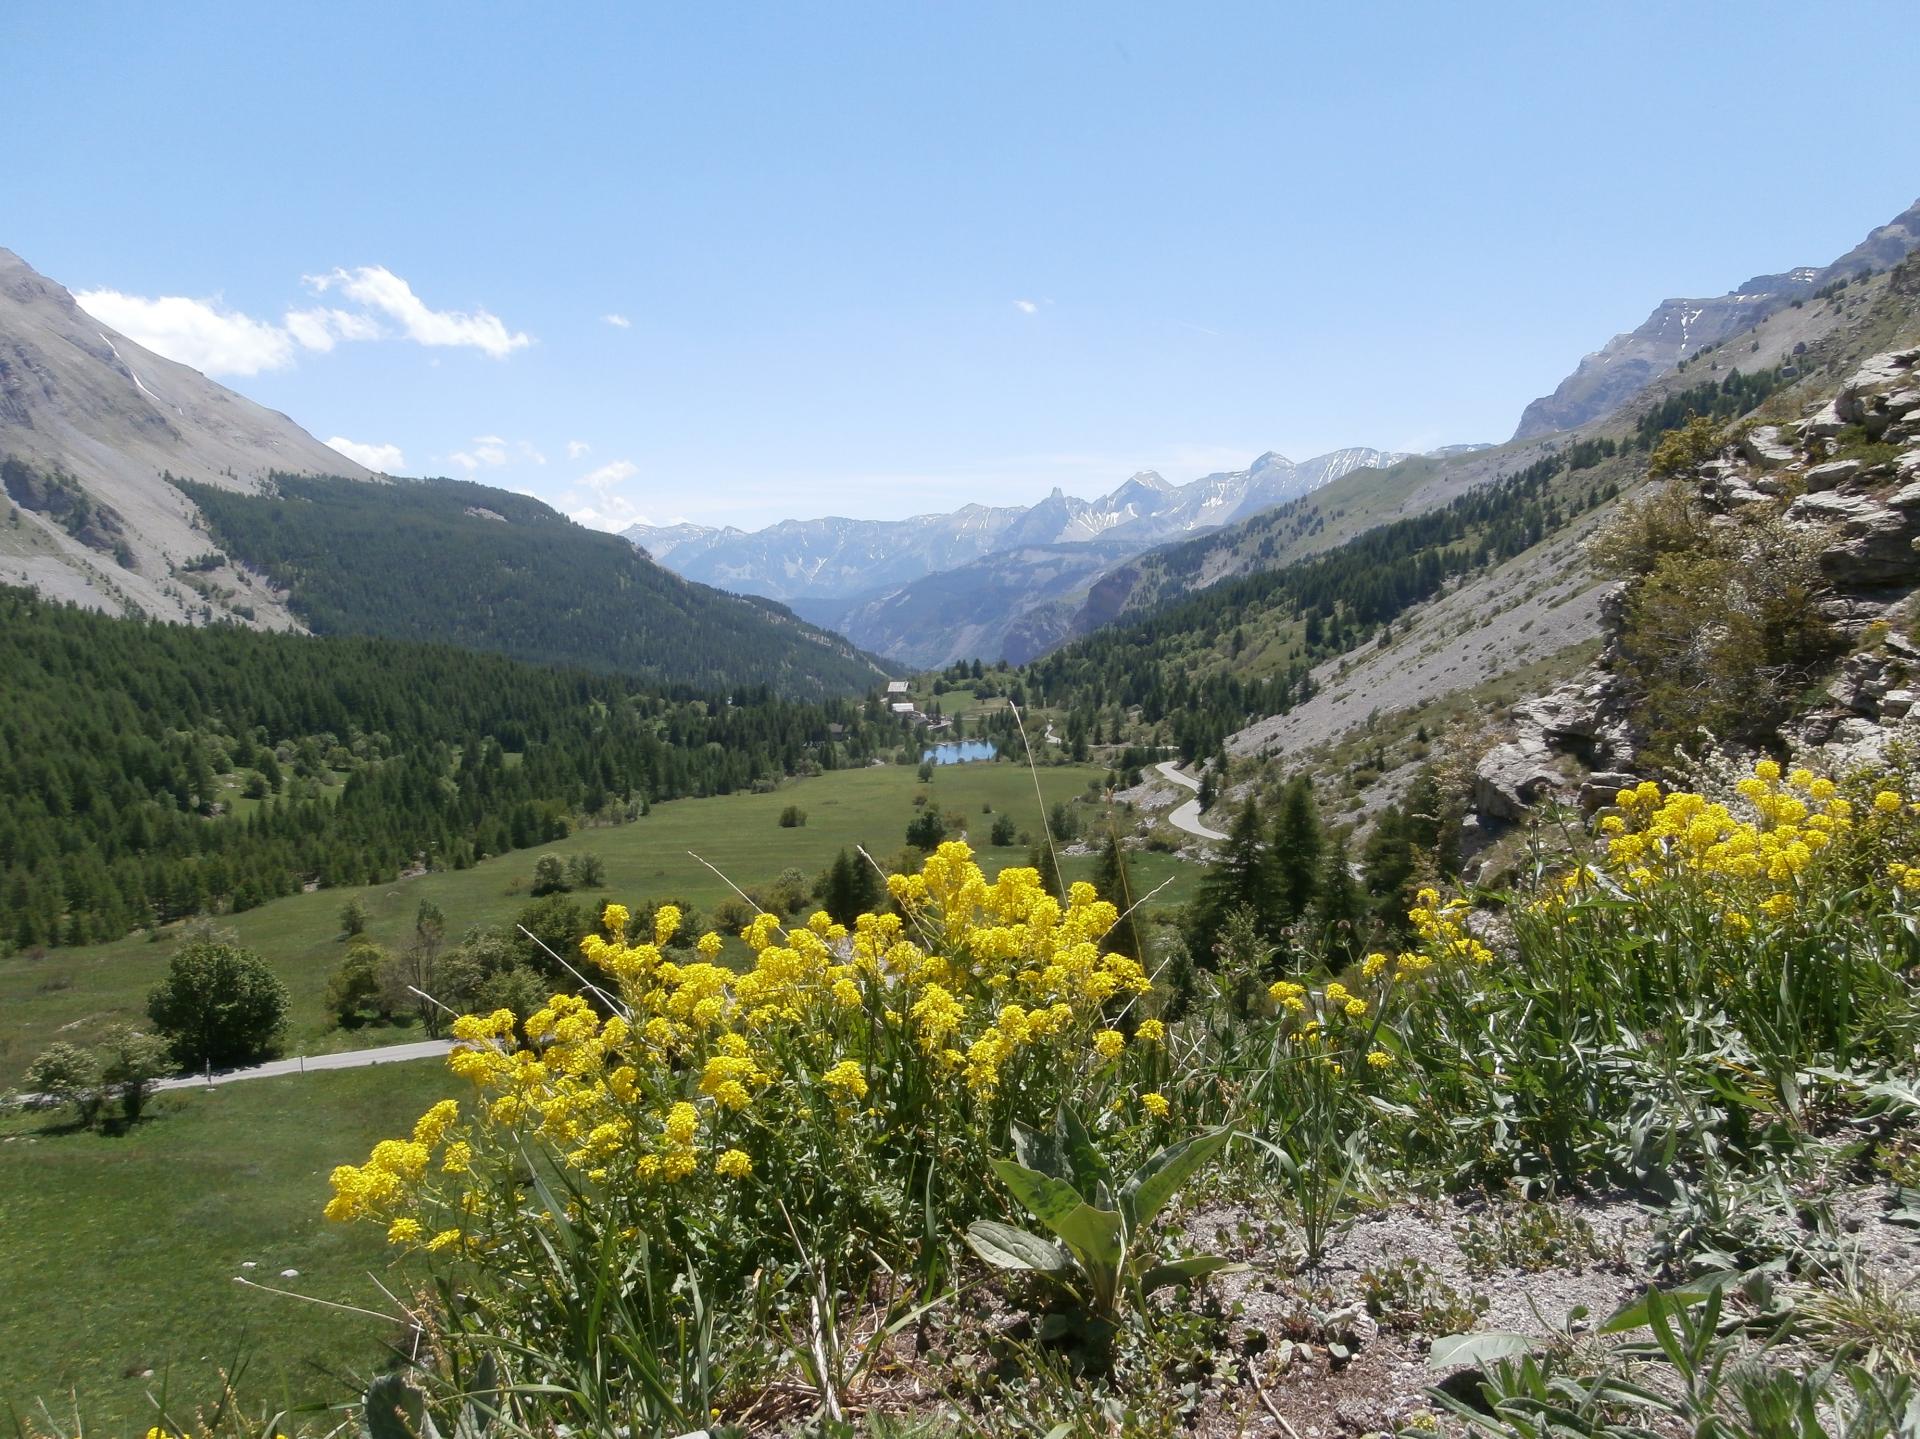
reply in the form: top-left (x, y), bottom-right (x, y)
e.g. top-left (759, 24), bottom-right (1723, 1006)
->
top-left (1512, 198), bottom-right (1920, 439)
top-left (627, 197), bottom-right (1920, 669)
top-left (625, 446), bottom-right (1409, 603)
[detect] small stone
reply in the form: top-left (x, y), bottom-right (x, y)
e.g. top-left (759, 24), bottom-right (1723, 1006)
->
top-left (280, 1268), bottom-right (300, 1279)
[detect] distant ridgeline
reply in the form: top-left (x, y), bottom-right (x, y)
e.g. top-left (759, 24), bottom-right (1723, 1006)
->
top-left (1005, 364), bottom-right (1790, 761)
top-left (173, 473), bottom-right (885, 697)
top-left (1007, 450), bottom-right (1623, 761)
top-left (0, 588), bottom-right (909, 950)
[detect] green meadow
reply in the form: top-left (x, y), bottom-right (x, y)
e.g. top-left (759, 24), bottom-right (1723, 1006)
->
top-left (0, 1063), bottom-right (457, 1434)
top-left (0, 758), bottom-right (1202, 1088)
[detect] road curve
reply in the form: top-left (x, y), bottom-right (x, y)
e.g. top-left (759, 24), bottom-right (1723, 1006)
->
top-left (1156, 760), bottom-right (1227, 841)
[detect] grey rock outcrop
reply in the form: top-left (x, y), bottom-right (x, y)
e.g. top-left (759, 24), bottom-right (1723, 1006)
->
top-left (1783, 490), bottom-right (1920, 586)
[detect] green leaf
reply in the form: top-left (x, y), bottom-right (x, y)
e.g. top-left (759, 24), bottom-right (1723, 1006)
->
top-left (1598, 1272), bottom-right (1740, 1334)
top-left (965, 1220), bottom-right (1073, 1273)
top-left (1141, 1254), bottom-right (1247, 1293)
top-left (1426, 1331), bottom-right (1534, 1370)
top-left (990, 1158), bottom-right (1124, 1268)
top-left (363, 1373), bottom-right (441, 1439)
top-left (1057, 1105), bottom-right (1114, 1205)
top-left (1120, 1128), bottom-right (1232, 1232)
top-left (1010, 1121), bottom-right (1071, 1182)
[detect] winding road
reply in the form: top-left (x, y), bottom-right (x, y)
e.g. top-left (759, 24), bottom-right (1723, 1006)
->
top-left (1156, 760), bottom-right (1227, 841)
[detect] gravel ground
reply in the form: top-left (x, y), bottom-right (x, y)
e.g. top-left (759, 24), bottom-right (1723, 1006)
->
top-left (1229, 514), bottom-right (1608, 765)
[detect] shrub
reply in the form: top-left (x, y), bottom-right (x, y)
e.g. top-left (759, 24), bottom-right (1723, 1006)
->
top-left (95, 1023), bottom-right (171, 1124)
top-left (905, 808), bottom-right (946, 850)
top-left (146, 938), bottom-right (289, 1070)
top-left (339, 897), bottom-right (368, 938)
top-left (778, 804), bottom-right (806, 828)
top-left (327, 938), bottom-right (390, 1025)
top-left (24, 1041), bottom-right (101, 1125)
top-left (989, 813), bottom-right (1019, 846)
top-left (530, 852), bottom-right (568, 895)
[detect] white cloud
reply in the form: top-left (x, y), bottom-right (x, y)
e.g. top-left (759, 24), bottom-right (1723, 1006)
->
top-left (581, 459), bottom-right (640, 493)
top-left (307, 266), bottom-right (531, 359)
top-left (326, 436), bottom-right (407, 472)
top-left (284, 306), bottom-right (383, 352)
top-left (1012, 299), bottom-right (1039, 315)
top-left (565, 459), bottom-right (649, 531)
top-left (518, 440), bottom-right (548, 466)
top-left (602, 313), bottom-right (632, 328)
top-left (78, 264), bottom-right (530, 375)
top-left (566, 439), bottom-right (591, 460)
top-left (449, 435), bottom-right (510, 472)
top-left (75, 289), bottom-right (297, 376)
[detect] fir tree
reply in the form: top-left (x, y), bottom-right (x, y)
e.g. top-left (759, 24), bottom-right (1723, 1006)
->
top-left (1190, 798), bottom-right (1273, 958)
top-left (1269, 774), bottom-right (1323, 923)
top-left (1313, 832), bottom-right (1363, 965)
top-left (1090, 827), bottom-right (1143, 961)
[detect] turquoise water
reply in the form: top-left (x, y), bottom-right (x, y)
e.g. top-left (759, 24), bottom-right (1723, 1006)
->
top-left (922, 739), bottom-right (998, 764)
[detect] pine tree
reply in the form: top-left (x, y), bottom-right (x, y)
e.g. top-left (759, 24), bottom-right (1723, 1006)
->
top-left (1313, 832), bottom-right (1363, 965)
top-left (1190, 798), bottom-right (1273, 958)
top-left (1269, 774), bottom-right (1323, 923)
top-left (1028, 839), bottom-right (1065, 902)
top-left (1090, 828), bottom-right (1142, 961)
top-left (823, 848), bottom-right (879, 926)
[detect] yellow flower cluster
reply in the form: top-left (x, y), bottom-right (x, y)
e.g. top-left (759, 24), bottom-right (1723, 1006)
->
top-left (327, 842), bottom-right (1160, 1245)
top-left (1408, 889), bottom-right (1492, 968)
top-left (1596, 761), bottom-right (1872, 926)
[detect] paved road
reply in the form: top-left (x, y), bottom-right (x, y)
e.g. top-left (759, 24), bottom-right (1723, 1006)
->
top-left (152, 1039), bottom-right (454, 1092)
top-left (1156, 760), bottom-right (1227, 841)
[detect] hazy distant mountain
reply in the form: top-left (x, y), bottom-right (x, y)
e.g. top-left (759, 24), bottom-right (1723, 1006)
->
top-left (1513, 197), bottom-right (1920, 439)
top-left (625, 446), bottom-right (1409, 604)
top-left (0, 246), bottom-right (370, 625)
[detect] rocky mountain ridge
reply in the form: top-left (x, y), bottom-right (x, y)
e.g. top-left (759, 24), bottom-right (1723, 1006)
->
top-left (1467, 337), bottom-right (1920, 867)
top-left (1512, 196), bottom-right (1920, 440)
top-left (625, 445), bottom-right (1409, 606)
top-left (0, 247), bottom-right (369, 625)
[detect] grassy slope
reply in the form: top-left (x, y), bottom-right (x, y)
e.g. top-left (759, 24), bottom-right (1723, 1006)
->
top-left (0, 759), bottom-right (1177, 1088)
top-left (0, 1063), bottom-right (455, 1433)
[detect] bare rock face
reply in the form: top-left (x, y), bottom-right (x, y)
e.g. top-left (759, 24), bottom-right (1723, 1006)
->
top-left (1783, 490), bottom-right (1920, 586)
top-left (1739, 424), bottom-right (1798, 470)
top-left (1804, 459), bottom-right (1862, 490)
top-left (1829, 650), bottom-right (1898, 714)
top-left (0, 246), bottom-right (371, 625)
top-left (1513, 199), bottom-right (1920, 441)
top-left (1471, 736), bottom-right (1563, 821)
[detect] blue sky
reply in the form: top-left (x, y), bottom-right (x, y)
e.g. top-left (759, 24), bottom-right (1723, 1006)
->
top-left (6, 2), bottom-right (1916, 530)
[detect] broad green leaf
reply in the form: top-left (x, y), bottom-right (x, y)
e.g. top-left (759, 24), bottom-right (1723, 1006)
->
top-left (990, 1158), bottom-right (1124, 1268)
top-left (1598, 1272), bottom-right (1740, 1334)
top-left (1057, 1105), bottom-right (1114, 1205)
top-left (1426, 1331), bottom-right (1534, 1370)
top-left (1141, 1254), bottom-right (1247, 1292)
top-left (1120, 1128), bottom-right (1232, 1231)
top-left (964, 1220), bottom-right (1073, 1273)
top-left (1011, 1121), bottom-right (1071, 1182)
top-left (363, 1373), bottom-right (442, 1439)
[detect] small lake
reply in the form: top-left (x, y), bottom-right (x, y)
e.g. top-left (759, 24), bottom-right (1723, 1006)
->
top-left (922, 739), bottom-right (998, 765)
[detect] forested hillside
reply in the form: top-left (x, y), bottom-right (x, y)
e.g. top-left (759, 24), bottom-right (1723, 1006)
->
top-left (0, 588), bottom-right (909, 950)
top-left (175, 474), bottom-right (886, 695)
top-left (1011, 444), bottom-right (1627, 758)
